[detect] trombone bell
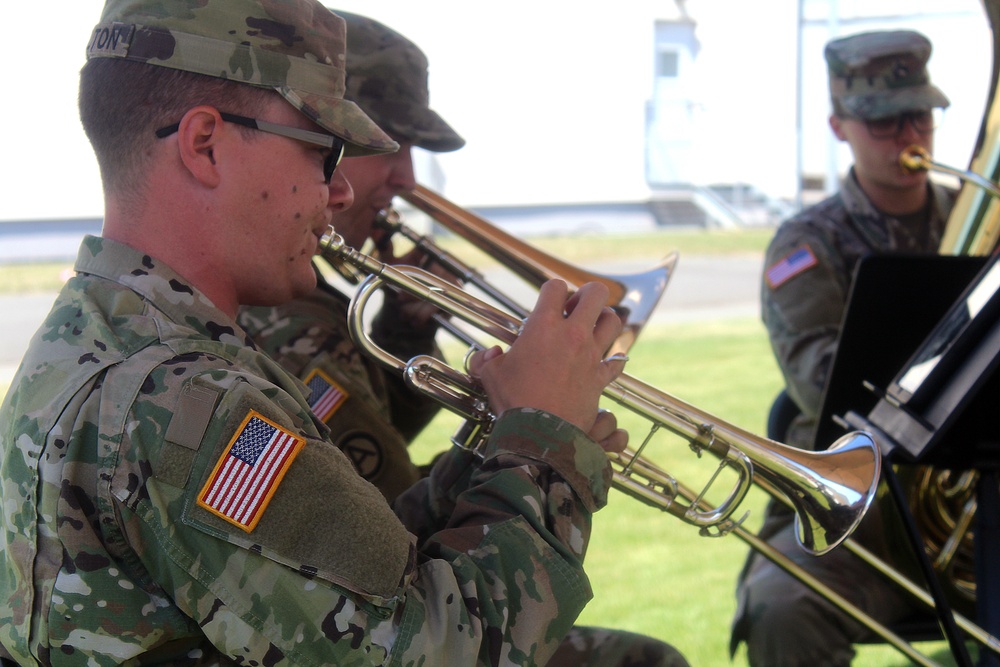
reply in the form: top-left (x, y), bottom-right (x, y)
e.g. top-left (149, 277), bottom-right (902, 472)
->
top-left (400, 185), bottom-right (678, 355)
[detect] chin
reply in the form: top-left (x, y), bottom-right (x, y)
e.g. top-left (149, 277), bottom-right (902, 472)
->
top-left (290, 271), bottom-right (319, 299)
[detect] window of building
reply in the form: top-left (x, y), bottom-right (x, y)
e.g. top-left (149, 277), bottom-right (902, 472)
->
top-left (657, 49), bottom-right (680, 78)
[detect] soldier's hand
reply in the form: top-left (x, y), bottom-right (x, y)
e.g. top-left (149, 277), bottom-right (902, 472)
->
top-left (468, 280), bottom-right (625, 433)
top-left (588, 409), bottom-right (628, 453)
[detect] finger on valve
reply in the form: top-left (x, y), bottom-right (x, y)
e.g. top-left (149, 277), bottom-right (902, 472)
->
top-left (590, 409), bottom-right (628, 453)
top-left (470, 281), bottom-right (618, 430)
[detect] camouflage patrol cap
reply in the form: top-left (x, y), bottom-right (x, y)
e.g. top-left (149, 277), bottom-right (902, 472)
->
top-left (337, 11), bottom-right (465, 152)
top-left (85, 0), bottom-right (399, 157)
top-left (825, 30), bottom-right (950, 120)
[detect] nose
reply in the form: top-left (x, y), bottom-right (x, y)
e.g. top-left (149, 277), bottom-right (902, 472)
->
top-left (388, 146), bottom-right (417, 194)
top-left (896, 116), bottom-right (925, 144)
top-left (327, 169), bottom-right (354, 212)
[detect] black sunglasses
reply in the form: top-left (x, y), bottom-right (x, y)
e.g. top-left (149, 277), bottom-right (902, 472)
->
top-left (155, 112), bottom-right (346, 183)
top-left (862, 110), bottom-right (936, 140)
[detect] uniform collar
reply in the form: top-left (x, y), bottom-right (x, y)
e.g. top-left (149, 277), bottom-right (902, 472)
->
top-left (74, 235), bottom-right (254, 347)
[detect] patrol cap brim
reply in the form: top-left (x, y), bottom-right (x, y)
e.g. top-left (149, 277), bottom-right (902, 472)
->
top-left (361, 99), bottom-right (466, 153)
top-left (839, 83), bottom-right (950, 120)
top-left (276, 85), bottom-right (400, 157)
top-left (86, 1), bottom-right (398, 157)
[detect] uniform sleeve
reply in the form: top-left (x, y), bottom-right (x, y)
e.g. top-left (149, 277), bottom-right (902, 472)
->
top-left (389, 407), bottom-right (612, 665)
top-left (761, 222), bottom-right (854, 419)
top-left (112, 361), bottom-right (610, 666)
top-left (391, 445), bottom-right (479, 543)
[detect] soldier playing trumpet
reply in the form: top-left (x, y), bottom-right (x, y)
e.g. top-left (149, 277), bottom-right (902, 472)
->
top-left (237, 10), bottom-right (689, 667)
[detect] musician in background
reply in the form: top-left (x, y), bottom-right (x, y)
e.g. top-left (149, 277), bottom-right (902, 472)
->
top-left (239, 11), bottom-right (689, 667)
top-left (238, 10), bottom-right (465, 502)
top-left (730, 30), bottom-right (957, 666)
top-left (0, 0), bottom-right (639, 663)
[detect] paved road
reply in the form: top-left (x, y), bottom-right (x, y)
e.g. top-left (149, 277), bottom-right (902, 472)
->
top-left (0, 254), bottom-right (764, 383)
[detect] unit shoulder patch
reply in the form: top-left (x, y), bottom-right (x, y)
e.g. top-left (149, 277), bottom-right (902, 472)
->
top-left (336, 430), bottom-right (384, 480)
top-left (197, 410), bottom-right (305, 532)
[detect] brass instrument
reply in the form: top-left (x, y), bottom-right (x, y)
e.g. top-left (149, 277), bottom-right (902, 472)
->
top-left (909, 467), bottom-right (978, 602)
top-left (783, 32), bottom-right (1000, 659)
top-left (892, 144), bottom-right (991, 610)
top-left (323, 190), bottom-right (676, 359)
top-left (320, 229), bottom-right (882, 556)
top-left (337, 182), bottom-right (998, 664)
top-left (383, 185), bottom-right (678, 355)
top-left (899, 144), bottom-right (1000, 254)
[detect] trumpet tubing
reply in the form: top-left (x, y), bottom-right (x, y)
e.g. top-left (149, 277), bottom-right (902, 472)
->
top-left (320, 229), bottom-right (881, 556)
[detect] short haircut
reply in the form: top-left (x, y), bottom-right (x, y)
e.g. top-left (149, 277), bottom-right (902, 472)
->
top-left (79, 58), bottom-right (276, 200)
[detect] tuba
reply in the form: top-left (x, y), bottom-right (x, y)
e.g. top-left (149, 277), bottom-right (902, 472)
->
top-left (319, 205), bottom-right (882, 556)
top-left (748, 5), bottom-right (1000, 662)
top-left (888, 75), bottom-right (1000, 616)
top-left (889, 144), bottom-right (997, 610)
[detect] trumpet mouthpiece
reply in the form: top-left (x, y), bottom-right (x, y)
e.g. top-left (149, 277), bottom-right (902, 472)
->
top-left (319, 226), bottom-right (344, 252)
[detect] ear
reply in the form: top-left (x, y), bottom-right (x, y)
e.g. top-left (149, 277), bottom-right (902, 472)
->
top-left (175, 106), bottom-right (225, 188)
top-left (829, 114), bottom-right (847, 141)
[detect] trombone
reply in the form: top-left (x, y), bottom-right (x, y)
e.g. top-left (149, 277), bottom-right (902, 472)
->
top-left (324, 183), bottom-right (677, 356)
top-left (319, 223), bottom-right (881, 556)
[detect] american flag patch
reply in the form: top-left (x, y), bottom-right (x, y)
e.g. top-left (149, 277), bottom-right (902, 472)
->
top-left (197, 411), bottom-right (304, 532)
top-left (765, 245), bottom-right (818, 289)
top-left (304, 368), bottom-right (348, 422)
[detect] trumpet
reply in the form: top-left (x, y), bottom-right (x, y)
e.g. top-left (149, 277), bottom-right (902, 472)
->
top-left (319, 228), bottom-right (881, 555)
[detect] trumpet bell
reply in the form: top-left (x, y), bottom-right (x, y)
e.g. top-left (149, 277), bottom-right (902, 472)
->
top-left (784, 431), bottom-right (881, 555)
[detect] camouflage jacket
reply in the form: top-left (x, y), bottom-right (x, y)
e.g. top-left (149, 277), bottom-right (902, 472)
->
top-left (239, 273), bottom-right (442, 503)
top-left (0, 236), bottom-right (612, 666)
top-left (761, 168), bottom-right (956, 449)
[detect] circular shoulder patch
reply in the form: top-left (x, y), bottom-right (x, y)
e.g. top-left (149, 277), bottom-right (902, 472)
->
top-left (335, 430), bottom-right (384, 479)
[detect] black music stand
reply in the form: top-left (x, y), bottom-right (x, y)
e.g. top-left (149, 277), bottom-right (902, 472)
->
top-left (814, 254), bottom-right (987, 454)
top-left (829, 253), bottom-right (1000, 666)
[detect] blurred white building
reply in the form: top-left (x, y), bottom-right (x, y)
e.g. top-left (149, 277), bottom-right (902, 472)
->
top-left (0, 0), bottom-right (993, 246)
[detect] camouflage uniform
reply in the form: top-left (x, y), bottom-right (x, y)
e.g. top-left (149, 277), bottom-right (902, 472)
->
top-left (239, 12), bottom-right (688, 667)
top-left (761, 169), bottom-right (955, 452)
top-left (0, 2), bottom-right (629, 665)
top-left (239, 283), bottom-right (437, 502)
top-left (731, 30), bottom-right (956, 667)
top-left (0, 236), bottom-right (613, 666)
